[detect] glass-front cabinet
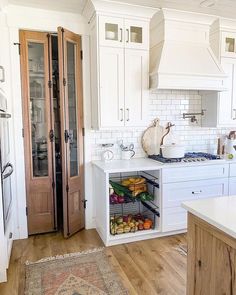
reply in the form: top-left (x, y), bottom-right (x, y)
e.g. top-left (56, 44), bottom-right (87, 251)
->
top-left (222, 32), bottom-right (236, 57)
top-left (124, 19), bottom-right (148, 50)
top-left (99, 16), bottom-right (124, 47)
top-left (99, 16), bottom-right (149, 50)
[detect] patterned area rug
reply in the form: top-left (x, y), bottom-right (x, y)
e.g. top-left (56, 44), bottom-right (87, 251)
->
top-left (24, 248), bottom-right (128, 295)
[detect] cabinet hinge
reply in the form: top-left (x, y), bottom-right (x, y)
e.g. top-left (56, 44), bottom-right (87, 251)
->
top-left (82, 127), bottom-right (85, 137)
top-left (22, 128), bottom-right (24, 138)
top-left (66, 184), bottom-right (69, 193)
top-left (80, 50), bottom-right (83, 60)
top-left (26, 207), bottom-right (28, 216)
top-left (13, 42), bottom-right (21, 55)
top-left (63, 78), bottom-right (66, 86)
top-left (49, 129), bottom-right (55, 142)
top-left (83, 199), bottom-right (88, 209)
top-left (48, 80), bottom-right (52, 88)
top-left (64, 130), bottom-right (69, 143)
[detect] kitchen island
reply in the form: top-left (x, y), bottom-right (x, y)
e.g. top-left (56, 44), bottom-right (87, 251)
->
top-left (182, 196), bottom-right (236, 295)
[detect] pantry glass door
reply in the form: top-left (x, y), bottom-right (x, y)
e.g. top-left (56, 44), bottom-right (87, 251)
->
top-left (58, 27), bottom-right (85, 238)
top-left (20, 30), bottom-right (56, 234)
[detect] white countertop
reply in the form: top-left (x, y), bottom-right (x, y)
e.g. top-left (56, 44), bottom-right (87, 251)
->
top-left (92, 157), bottom-right (229, 173)
top-left (182, 196), bottom-right (236, 239)
top-left (92, 158), bottom-right (164, 173)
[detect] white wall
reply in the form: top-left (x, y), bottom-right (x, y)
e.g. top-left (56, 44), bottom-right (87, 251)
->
top-left (89, 89), bottom-right (233, 162)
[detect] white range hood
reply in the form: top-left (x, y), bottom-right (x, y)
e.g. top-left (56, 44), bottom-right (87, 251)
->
top-left (150, 9), bottom-right (227, 91)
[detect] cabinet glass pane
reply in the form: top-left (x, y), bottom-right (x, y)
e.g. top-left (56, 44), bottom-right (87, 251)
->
top-left (130, 26), bottom-right (142, 44)
top-left (67, 41), bottom-right (79, 177)
top-left (105, 23), bottom-right (119, 41)
top-left (225, 38), bottom-right (235, 53)
top-left (28, 42), bottom-right (48, 177)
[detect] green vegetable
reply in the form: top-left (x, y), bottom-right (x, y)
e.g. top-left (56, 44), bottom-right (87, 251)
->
top-left (137, 192), bottom-right (154, 201)
top-left (109, 180), bottom-right (132, 198)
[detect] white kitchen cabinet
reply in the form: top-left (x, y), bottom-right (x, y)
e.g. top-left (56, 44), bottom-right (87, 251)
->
top-left (162, 164), bottom-right (229, 183)
top-left (229, 163), bottom-right (236, 176)
top-left (229, 177), bottom-right (236, 195)
top-left (221, 32), bottom-right (236, 58)
top-left (217, 58), bottom-right (236, 125)
top-left (162, 178), bottom-right (228, 209)
top-left (124, 49), bottom-right (148, 126)
top-left (99, 16), bottom-right (124, 48)
top-left (124, 19), bottom-right (149, 50)
top-left (99, 16), bottom-right (149, 50)
top-left (0, 13), bottom-right (9, 95)
top-left (203, 19), bottom-right (236, 127)
top-left (98, 47), bottom-right (148, 128)
top-left (99, 47), bottom-right (125, 127)
top-left (89, 10), bottom-right (152, 129)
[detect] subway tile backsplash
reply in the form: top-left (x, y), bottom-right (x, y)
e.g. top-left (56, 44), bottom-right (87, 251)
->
top-left (88, 90), bottom-right (233, 161)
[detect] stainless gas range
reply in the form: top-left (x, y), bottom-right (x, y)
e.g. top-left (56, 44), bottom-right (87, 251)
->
top-left (149, 152), bottom-right (221, 164)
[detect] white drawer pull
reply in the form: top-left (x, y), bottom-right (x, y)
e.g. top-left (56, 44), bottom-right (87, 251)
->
top-left (192, 190), bottom-right (202, 195)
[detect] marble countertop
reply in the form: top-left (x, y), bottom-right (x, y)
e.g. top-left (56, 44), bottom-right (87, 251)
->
top-left (92, 157), bottom-right (230, 173)
top-left (182, 196), bottom-right (236, 239)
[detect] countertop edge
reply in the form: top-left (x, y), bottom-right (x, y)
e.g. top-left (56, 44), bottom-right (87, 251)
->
top-left (182, 202), bottom-right (236, 239)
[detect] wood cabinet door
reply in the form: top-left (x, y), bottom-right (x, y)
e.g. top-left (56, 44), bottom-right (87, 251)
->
top-left (58, 27), bottom-right (85, 238)
top-left (218, 57), bottom-right (236, 126)
top-left (99, 46), bottom-right (125, 128)
top-left (124, 49), bottom-right (148, 127)
top-left (187, 214), bottom-right (236, 295)
top-left (20, 30), bottom-right (56, 234)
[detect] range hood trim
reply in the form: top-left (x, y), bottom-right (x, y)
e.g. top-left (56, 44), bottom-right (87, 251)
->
top-left (150, 9), bottom-right (227, 92)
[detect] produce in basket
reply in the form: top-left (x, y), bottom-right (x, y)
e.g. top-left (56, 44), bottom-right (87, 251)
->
top-left (110, 214), bottom-right (153, 235)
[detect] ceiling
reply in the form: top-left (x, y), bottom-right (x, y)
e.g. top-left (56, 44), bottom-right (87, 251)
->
top-left (7, 0), bottom-right (87, 13)
top-left (5, 0), bottom-right (236, 19)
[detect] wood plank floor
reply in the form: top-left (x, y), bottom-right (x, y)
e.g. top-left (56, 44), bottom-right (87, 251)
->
top-left (0, 230), bottom-right (187, 295)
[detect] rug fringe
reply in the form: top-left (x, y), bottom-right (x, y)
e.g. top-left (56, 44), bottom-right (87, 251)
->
top-left (25, 247), bottom-right (105, 266)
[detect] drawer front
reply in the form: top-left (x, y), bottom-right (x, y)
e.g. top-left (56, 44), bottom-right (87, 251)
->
top-left (162, 207), bottom-right (187, 232)
top-left (229, 177), bottom-right (236, 195)
top-left (229, 163), bottom-right (236, 177)
top-left (162, 178), bottom-right (229, 208)
top-left (162, 164), bottom-right (229, 183)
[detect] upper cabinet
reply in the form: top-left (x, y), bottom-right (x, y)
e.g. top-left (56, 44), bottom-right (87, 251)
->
top-left (0, 13), bottom-right (9, 95)
top-left (84, 0), bottom-right (156, 129)
top-left (222, 32), bottom-right (236, 57)
top-left (99, 16), bottom-right (149, 50)
top-left (202, 18), bottom-right (236, 127)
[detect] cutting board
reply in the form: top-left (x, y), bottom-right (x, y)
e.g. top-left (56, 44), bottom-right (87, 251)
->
top-left (142, 119), bottom-right (164, 155)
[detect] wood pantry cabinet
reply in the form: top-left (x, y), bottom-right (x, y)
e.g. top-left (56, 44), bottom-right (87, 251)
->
top-left (202, 18), bottom-right (236, 127)
top-left (90, 14), bottom-right (150, 129)
top-left (187, 213), bottom-right (236, 295)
